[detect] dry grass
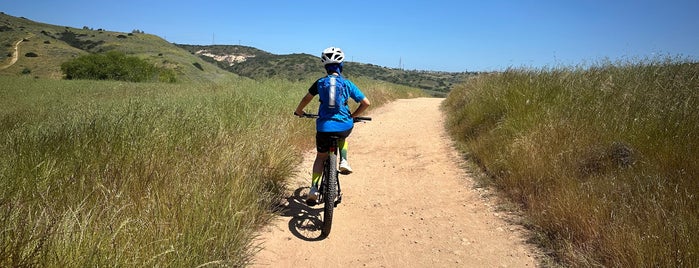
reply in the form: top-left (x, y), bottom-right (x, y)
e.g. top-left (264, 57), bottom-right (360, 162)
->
top-left (0, 75), bottom-right (424, 267)
top-left (443, 58), bottom-right (698, 267)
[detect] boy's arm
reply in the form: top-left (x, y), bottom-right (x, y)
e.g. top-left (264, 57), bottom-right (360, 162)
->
top-left (351, 97), bottom-right (371, 118)
top-left (294, 93), bottom-right (315, 116)
top-left (346, 80), bottom-right (370, 117)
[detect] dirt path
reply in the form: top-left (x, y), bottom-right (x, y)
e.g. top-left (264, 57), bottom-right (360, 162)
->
top-left (252, 98), bottom-right (538, 267)
top-left (0, 36), bottom-right (28, 70)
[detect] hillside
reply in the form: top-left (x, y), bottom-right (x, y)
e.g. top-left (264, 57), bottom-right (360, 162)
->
top-left (0, 12), bottom-right (228, 82)
top-left (1, 12), bottom-right (470, 94)
top-left (178, 44), bottom-right (326, 82)
top-left (177, 44), bottom-right (475, 95)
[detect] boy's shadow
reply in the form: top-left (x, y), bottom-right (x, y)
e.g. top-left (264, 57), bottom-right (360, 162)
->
top-left (275, 187), bottom-right (326, 241)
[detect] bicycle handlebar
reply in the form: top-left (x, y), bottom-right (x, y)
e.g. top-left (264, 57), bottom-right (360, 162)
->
top-left (295, 112), bottom-right (372, 122)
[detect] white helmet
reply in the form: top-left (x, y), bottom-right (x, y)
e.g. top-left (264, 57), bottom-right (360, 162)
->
top-left (320, 47), bottom-right (345, 65)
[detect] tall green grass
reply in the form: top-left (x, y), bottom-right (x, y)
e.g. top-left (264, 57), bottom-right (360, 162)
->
top-left (443, 59), bottom-right (698, 267)
top-left (0, 75), bottom-right (424, 267)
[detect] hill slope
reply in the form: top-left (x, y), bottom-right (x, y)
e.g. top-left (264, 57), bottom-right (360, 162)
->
top-left (1, 12), bottom-right (470, 93)
top-left (177, 44), bottom-right (475, 95)
top-left (0, 12), bottom-right (228, 82)
top-left (177, 44), bottom-right (326, 82)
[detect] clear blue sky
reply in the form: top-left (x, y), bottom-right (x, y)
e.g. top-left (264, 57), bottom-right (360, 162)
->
top-left (3, 0), bottom-right (698, 72)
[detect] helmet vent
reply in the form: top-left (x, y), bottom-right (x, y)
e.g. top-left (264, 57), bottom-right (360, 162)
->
top-left (321, 47), bottom-right (345, 65)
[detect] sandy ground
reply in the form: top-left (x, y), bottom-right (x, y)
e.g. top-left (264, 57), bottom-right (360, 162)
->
top-left (252, 98), bottom-right (539, 267)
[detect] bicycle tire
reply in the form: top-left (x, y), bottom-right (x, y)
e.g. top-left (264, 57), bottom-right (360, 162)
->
top-left (321, 153), bottom-right (337, 237)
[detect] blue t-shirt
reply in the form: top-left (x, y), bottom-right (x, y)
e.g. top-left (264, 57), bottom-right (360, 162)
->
top-left (308, 74), bottom-right (366, 132)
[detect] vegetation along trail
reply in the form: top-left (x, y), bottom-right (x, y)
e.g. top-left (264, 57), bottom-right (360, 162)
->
top-left (253, 98), bottom-right (539, 267)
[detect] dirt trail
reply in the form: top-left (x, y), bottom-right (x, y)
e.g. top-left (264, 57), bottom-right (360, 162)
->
top-left (0, 36), bottom-right (29, 70)
top-left (253, 98), bottom-right (538, 267)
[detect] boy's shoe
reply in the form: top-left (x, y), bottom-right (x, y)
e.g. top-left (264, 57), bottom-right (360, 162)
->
top-left (306, 186), bottom-right (319, 204)
top-left (339, 159), bottom-right (353, 174)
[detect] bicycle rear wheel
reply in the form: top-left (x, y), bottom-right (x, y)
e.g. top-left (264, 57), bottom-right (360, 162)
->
top-left (321, 153), bottom-right (337, 237)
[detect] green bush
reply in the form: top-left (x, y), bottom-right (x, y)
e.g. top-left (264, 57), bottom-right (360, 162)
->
top-left (192, 62), bottom-right (204, 71)
top-left (58, 30), bottom-right (104, 51)
top-left (60, 51), bottom-right (175, 82)
top-left (158, 68), bottom-right (178, 83)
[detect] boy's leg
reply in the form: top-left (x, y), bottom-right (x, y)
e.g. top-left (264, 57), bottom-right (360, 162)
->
top-left (312, 132), bottom-right (330, 188)
top-left (311, 152), bottom-right (328, 187)
top-left (338, 139), bottom-right (348, 161)
top-left (338, 139), bottom-right (353, 174)
top-left (307, 152), bottom-right (327, 203)
top-left (309, 131), bottom-right (331, 203)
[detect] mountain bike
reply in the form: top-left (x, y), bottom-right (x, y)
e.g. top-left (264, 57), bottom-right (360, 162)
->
top-left (297, 113), bottom-right (371, 237)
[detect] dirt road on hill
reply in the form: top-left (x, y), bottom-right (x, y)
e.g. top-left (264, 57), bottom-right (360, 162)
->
top-left (0, 36), bottom-right (29, 70)
top-left (252, 98), bottom-right (539, 267)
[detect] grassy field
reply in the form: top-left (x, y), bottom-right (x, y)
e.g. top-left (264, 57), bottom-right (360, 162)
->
top-left (0, 75), bottom-right (425, 267)
top-left (443, 59), bottom-right (698, 267)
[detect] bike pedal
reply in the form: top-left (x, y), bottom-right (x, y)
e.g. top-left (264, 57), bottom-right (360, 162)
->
top-left (334, 195), bottom-right (343, 207)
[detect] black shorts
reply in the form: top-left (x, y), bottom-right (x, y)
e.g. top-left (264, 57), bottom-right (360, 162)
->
top-left (316, 128), bottom-right (353, 153)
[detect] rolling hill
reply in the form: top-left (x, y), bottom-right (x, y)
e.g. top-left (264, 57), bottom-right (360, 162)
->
top-left (0, 12), bottom-right (229, 82)
top-left (178, 44), bottom-right (475, 95)
top-left (1, 12), bottom-right (472, 94)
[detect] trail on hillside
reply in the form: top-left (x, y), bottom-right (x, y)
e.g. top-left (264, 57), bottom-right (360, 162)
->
top-left (252, 98), bottom-right (539, 267)
top-left (0, 35), bottom-right (30, 70)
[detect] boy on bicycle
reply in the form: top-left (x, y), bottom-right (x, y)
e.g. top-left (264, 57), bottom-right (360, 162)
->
top-left (294, 47), bottom-right (371, 203)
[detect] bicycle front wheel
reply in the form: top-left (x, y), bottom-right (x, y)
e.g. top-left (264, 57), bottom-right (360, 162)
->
top-left (321, 154), bottom-right (337, 237)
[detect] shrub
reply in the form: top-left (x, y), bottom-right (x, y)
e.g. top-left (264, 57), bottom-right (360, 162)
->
top-left (25, 52), bottom-right (38, 57)
top-left (59, 30), bottom-right (104, 50)
top-left (158, 69), bottom-right (178, 82)
top-left (21, 68), bottom-right (31, 74)
top-left (193, 62), bottom-right (204, 71)
top-left (60, 51), bottom-right (174, 82)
